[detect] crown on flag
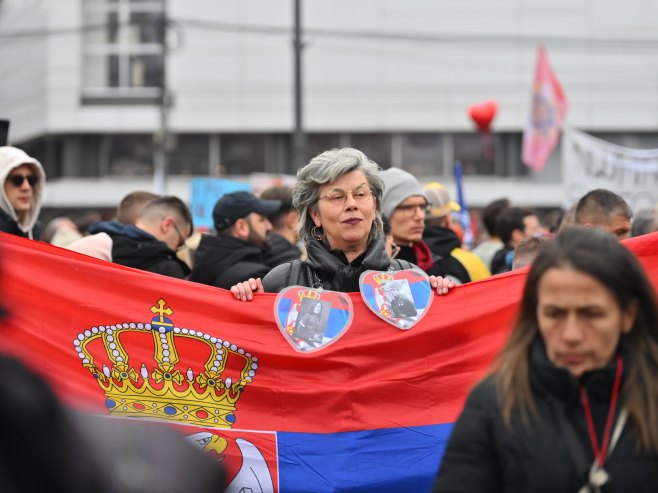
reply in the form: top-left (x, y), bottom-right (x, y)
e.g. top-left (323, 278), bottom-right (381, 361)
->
top-left (374, 272), bottom-right (394, 285)
top-left (297, 288), bottom-right (321, 301)
top-left (74, 299), bottom-right (258, 429)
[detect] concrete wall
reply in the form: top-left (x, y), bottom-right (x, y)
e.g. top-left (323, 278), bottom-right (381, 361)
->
top-left (2, 0), bottom-right (658, 140)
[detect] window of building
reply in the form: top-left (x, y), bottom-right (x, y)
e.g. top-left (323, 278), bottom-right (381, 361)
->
top-left (106, 134), bottom-right (154, 176)
top-left (168, 134), bottom-right (210, 176)
top-left (401, 133), bottom-right (444, 177)
top-left (350, 134), bottom-right (392, 168)
top-left (82, 0), bottom-right (164, 103)
top-left (306, 134), bottom-right (341, 163)
top-left (220, 135), bottom-right (267, 176)
top-left (453, 133), bottom-right (498, 176)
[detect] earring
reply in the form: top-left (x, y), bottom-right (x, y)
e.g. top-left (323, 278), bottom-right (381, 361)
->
top-left (311, 225), bottom-right (326, 241)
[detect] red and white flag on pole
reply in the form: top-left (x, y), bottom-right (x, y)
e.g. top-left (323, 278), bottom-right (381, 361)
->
top-left (521, 44), bottom-right (568, 172)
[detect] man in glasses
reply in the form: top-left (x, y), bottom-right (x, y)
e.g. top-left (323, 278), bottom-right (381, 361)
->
top-left (0, 146), bottom-right (46, 239)
top-left (68, 196), bottom-right (192, 279)
top-left (381, 168), bottom-right (467, 284)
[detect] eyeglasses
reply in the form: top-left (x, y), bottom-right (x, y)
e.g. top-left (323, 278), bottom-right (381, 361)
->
top-left (319, 189), bottom-right (372, 206)
top-left (171, 221), bottom-right (187, 249)
top-left (395, 202), bottom-right (432, 217)
top-left (7, 174), bottom-right (39, 187)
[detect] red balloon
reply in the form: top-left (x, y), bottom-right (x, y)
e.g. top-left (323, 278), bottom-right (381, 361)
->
top-left (468, 100), bottom-right (498, 133)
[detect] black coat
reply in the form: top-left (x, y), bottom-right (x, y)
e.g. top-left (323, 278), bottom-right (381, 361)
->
top-left (263, 232), bottom-right (301, 268)
top-left (0, 209), bottom-right (25, 237)
top-left (434, 339), bottom-right (658, 493)
top-left (262, 237), bottom-right (414, 293)
top-left (189, 233), bottom-right (271, 290)
top-left (420, 225), bottom-right (471, 283)
top-left (490, 245), bottom-right (513, 275)
top-left (90, 221), bottom-right (190, 279)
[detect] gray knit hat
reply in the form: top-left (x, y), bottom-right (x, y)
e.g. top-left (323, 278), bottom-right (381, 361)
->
top-left (380, 167), bottom-right (424, 220)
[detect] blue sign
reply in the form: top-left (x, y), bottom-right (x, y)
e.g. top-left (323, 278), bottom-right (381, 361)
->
top-left (189, 178), bottom-right (251, 230)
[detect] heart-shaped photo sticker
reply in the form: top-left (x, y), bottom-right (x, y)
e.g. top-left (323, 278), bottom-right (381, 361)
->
top-left (273, 286), bottom-right (354, 353)
top-left (359, 268), bottom-right (433, 330)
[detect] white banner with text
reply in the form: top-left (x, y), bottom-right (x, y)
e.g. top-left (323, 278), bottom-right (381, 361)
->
top-left (562, 127), bottom-right (658, 210)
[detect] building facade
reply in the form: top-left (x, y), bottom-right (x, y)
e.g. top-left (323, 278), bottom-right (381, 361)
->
top-left (1, 0), bottom-right (658, 208)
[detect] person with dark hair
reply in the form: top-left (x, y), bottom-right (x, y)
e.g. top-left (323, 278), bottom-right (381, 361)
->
top-left (260, 185), bottom-right (302, 268)
top-left (229, 148), bottom-right (453, 299)
top-left (434, 227), bottom-right (658, 492)
top-left (490, 207), bottom-right (541, 275)
top-left (67, 196), bottom-right (193, 278)
top-left (0, 146), bottom-right (46, 239)
top-left (575, 188), bottom-right (632, 240)
top-left (472, 198), bottom-right (510, 269)
top-left (189, 191), bottom-right (281, 289)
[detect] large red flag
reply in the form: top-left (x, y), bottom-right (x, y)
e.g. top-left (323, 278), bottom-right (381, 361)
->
top-left (1, 232), bottom-right (657, 492)
top-left (522, 44), bottom-right (568, 171)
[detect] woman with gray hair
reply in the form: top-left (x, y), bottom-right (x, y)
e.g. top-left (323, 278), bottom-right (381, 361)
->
top-left (230, 147), bottom-right (453, 299)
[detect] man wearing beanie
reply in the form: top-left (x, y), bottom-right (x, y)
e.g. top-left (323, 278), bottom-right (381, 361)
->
top-left (423, 182), bottom-right (490, 282)
top-left (189, 191), bottom-right (281, 289)
top-left (380, 168), bottom-right (469, 284)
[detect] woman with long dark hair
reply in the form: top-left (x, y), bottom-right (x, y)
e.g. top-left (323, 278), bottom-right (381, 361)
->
top-left (434, 227), bottom-right (658, 492)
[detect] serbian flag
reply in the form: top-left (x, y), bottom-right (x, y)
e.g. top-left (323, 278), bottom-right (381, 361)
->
top-left (521, 44), bottom-right (568, 172)
top-left (2, 232), bottom-right (658, 492)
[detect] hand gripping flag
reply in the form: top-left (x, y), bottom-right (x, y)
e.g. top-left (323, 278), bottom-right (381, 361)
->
top-left (522, 44), bottom-right (568, 172)
top-left (2, 231), bottom-right (658, 492)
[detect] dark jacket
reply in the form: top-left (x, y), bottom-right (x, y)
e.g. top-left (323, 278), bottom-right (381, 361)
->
top-left (491, 245), bottom-right (513, 275)
top-left (434, 339), bottom-right (658, 493)
top-left (421, 225), bottom-right (472, 283)
top-left (189, 233), bottom-right (271, 289)
top-left (0, 356), bottom-right (225, 493)
top-left (262, 237), bottom-right (414, 293)
top-left (396, 241), bottom-right (470, 284)
top-left (90, 221), bottom-right (190, 279)
top-left (0, 208), bottom-right (27, 238)
top-left (263, 232), bottom-right (301, 268)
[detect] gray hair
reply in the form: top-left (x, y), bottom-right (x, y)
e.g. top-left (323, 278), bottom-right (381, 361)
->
top-left (294, 147), bottom-right (384, 244)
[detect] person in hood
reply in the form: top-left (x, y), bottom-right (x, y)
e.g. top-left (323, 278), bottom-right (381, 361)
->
top-left (423, 182), bottom-right (490, 283)
top-left (229, 148), bottom-right (454, 300)
top-left (188, 191), bottom-right (281, 290)
top-left (0, 146), bottom-right (46, 239)
top-left (67, 196), bottom-right (192, 279)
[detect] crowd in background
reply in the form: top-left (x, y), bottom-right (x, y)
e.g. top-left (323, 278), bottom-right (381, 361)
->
top-left (3, 144), bottom-right (658, 492)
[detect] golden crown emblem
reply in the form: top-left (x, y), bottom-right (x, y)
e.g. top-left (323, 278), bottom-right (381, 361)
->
top-left (74, 299), bottom-right (258, 429)
top-left (297, 288), bottom-right (321, 301)
top-left (374, 272), bottom-right (394, 285)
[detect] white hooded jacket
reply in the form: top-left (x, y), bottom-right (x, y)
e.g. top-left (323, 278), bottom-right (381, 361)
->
top-left (0, 146), bottom-right (46, 238)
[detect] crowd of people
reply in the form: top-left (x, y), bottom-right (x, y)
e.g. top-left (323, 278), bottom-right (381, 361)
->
top-left (2, 144), bottom-right (656, 291)
top-left (2, 143), bottom-right (658, 491)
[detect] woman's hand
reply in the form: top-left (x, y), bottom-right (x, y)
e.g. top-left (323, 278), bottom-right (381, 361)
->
top-left (230, 278), bottom-right (264, 301)
top-left (429, 275), bottom-right (456, 295)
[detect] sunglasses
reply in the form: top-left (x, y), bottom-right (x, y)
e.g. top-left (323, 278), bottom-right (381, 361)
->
top-left (7, 174), bottom-right (39, 187)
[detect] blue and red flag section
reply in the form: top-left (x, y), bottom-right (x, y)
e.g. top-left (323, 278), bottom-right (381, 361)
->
top-left (2, 232), bottom-right (658, 492)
